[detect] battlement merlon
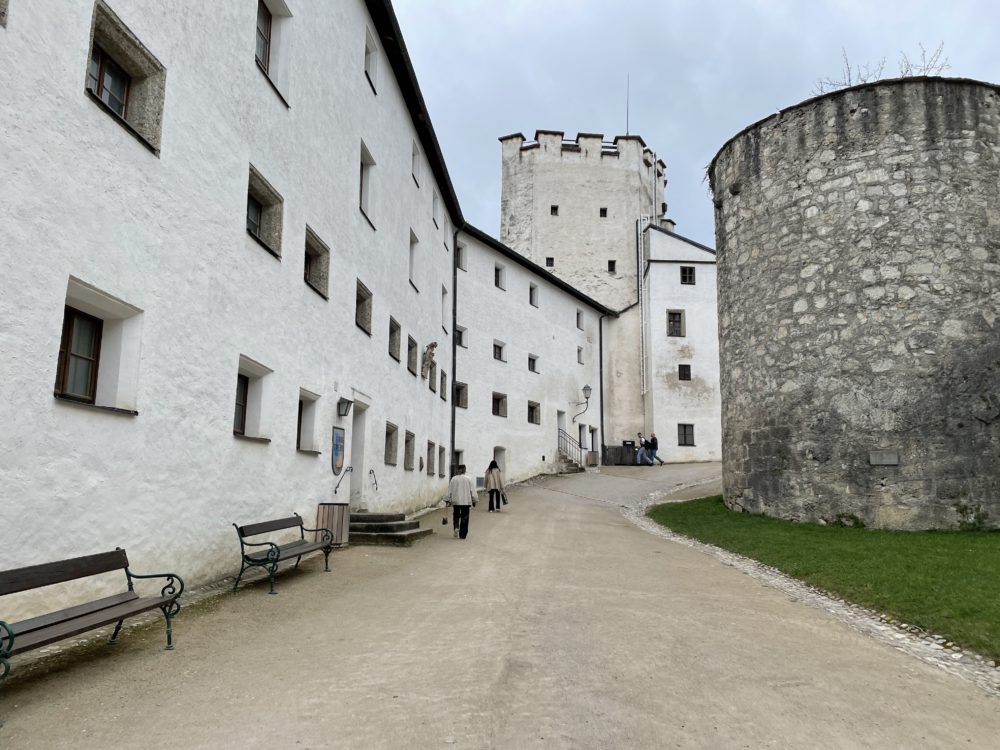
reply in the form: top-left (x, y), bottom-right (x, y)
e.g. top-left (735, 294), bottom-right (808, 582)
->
top-left (499, 130), bottom-right (666, 176)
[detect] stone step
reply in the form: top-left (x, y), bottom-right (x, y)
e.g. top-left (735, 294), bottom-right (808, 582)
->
top-left (350, 512), bottom-right (406, 523)
top-left (349, 527), bottom-right (434, 546)
top-left (349, 520), bottom-right (420, 533)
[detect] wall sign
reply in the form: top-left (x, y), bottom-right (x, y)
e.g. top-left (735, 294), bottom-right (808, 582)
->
top-left (331, 426), bottom-right (345, 475)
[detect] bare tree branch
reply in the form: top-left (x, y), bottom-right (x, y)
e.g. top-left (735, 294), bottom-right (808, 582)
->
top-left (814, 43), bottom-right (948, 96)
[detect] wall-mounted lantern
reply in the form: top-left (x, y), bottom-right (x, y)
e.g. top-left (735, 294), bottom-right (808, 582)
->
top-left (337, 398), bottom-right (354, 417)
top-left (572, 384), bottom-right (592, 423)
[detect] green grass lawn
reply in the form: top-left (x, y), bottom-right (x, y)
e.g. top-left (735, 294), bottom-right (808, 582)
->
top-left (647, 496), bottom-right (1000, 660)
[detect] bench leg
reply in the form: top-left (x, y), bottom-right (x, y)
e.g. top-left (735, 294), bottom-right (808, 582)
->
top-left (267, 563), bottom-right (278, 595)
top-left (0, 657), bottom-right (8, 683)
top-left (294, 555), bottom-right (302, 569)
top-left (160, 601), bottom-right (180, 651)
top-left (323, 548), bottom-right (331, 572)
top-left (109, 619), bottom-right (124, 645)
top-left (233, 561), bottom-right (248, 592)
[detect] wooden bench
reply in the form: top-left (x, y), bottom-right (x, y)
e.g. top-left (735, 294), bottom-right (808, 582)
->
top-left (0, 549), bottom-right (183, 683)
top-left (233, 513), bottom-right (334, 595)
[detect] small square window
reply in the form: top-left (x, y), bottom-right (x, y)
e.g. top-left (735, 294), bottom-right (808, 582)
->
top-left (388, 318), bottom-right (401, 361)
top-left (577, 346), bottom-right (584, 365)
top-left (599, 207), bottom-right (607, 218)
top-left (492, 392), bottom-right (507, 418)
top-left (527, 401), bottom-right (540, 425)
top-left (678, 364), bottom-right (692, 381)
top-left (384, 422), bottom-right (398, 465)
top-left (667, 310), bottom-right (685, 337)
top-left (404, 431), bottom-right (415, 470)
top-left (247, 165), bottom-right (283, 258)
top-left (576, 309), bottom-right (584, 330)
top-left (494, 264), bottom-right (506, 290)
top-left (296, 390), bottom-right (319, 451)
top-left (529, 283), bottom-right (538, 307)
top-left (364, 28), bottom-right (378, 92)
top-left (528, 354), bottom-right (538, 373)
top-left (304, 227), bottom-right (330, 298)
top-left (455, 326), bottom-right (467, 348)
top-left (407, 336), bottom-right (418, 375)
top-left (454, 382), bottom-right (468, 409)
top-left (545, 257), bottom-right (554, 268)
top-left (607, 260), bottom-right (616, 274)
top-left (678, 424), bottom-right (695, 446)
top-left (550, 205), bottom-right (559, 216)
top-left (681, 266), bottom-right (696, 285)
top-left (493, 340), bottom-right (505, 362)
top-left (440, 371), bottom-right (447, 402)
top-left (355, 280), bottom-right (373, 334)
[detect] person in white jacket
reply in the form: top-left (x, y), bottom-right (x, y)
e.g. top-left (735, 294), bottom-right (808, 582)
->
top-left (447, 464), bottom-right (477, 539)
top-left (484, 460), bottom-right (505, 512)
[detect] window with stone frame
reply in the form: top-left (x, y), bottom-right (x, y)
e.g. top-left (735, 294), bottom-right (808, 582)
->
top-left (440, 370), bottom-right (447, 402)
top-left (384, 422), bottom-right (398, 465)
top-left (438, 445), bottom-right (446, 478)
top-left (454, 382), bottom-right (468, 409)
top-left (388, 318), bottom-right (401, 361)
top-left (429, 361), bottom-right (438, 392)
top-left (528, 354), bottom-right (538, 373)
top-left (303, 227), bottom-right (329, 298)
top-left (427, 441), bottom-right (436, 476)
top-left (680, 266), bottom-right (696, 285)
top-left (246, 165), bottom-right (283, 258)
top-left (491, 392), bottom-right (507, 418)
top-left (85, 1), bottom-right (167, 152)
top-left (404, 431), bottom-right (415, 470)
top-left (667, 310), bottom-right (686, 337)
top-left (355, 280), bottom-right (373, 334)
top-left (678, 364), bottom-right (692, 381)
top-left (407, 336), bottom-right (418, 375)
top-left (527, 401), bottom-right (541, 425)
top-left (678, 424), bottom-right (695, 446)
top-left (359, 141), bottom-right (375, 221)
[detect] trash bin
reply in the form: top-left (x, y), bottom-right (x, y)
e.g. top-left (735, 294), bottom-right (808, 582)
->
top-left (316, 501), bottom-right (350, 546)
top-left (621, 440), bottom-right (636, 466)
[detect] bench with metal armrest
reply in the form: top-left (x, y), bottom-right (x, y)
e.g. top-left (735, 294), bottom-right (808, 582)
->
top-left (233, 513), bottom-right (335, 595)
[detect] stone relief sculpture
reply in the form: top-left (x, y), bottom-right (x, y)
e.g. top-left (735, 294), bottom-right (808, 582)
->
top-left (421, 341), bottom-right (438, 379)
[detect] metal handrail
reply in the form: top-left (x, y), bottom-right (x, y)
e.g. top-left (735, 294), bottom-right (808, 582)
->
top-left (334, 466), bottom-right (353, 494)
top-left (557, 429), bottom-right (583, 467)
top-left (369, 468), bottom-right (378, 491)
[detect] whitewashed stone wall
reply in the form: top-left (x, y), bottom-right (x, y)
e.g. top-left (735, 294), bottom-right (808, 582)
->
top-left (454, 231), bottom-right (605, 483)
top-left (0, 0), bottom-right (455, 617)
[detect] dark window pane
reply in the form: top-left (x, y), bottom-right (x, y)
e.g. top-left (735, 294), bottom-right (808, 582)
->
top-left (65, 357), bottom-right (94, 398)
top-left (247, 196), bottom-right (262, 235)
top-left (256, 1), bottom-right (271, 71)
top-left (234, 374), bottom-right (249, 434)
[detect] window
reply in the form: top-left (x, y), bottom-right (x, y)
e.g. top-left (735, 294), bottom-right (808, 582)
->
top-left (54, 277), bottom-right (143, 412)
top-left (576, 309), bottom-right (584, 329)
top-left (404, 431), bottom-right (415, 470)
top-left (429, 362), bottom-right (438, 392)
top-left (678, 424), bottom-right (695, 446)
top-left (359, 141), bottom-right (375, 221)
top-left (455, 325), bottom-right (467, 348)
top-left (550, 205), bottom-right (559, 216)
top-left (529, 283), bottom-right (538, 307)
top-left (233, 355), bottom-right (273, 440)
top-left (407, 336), bottom-right (418, 375)
top-left (679, 364), bottom-right (692, 381)
top-left (55, 307), bottom-right (103, 404)
top-left (388, 318), bottom-right (401, 361)
top-left (493, 340), bottom-right (505, 362)
top-left (492, 392), bottom-right (507, 418)
top-left (607, 260), bottom-right (616, 274)
top-left (599, 207), bottom-right (608, 218)
top-left (441, 285), bottom-right (448, 331)
top-left (384, 422), bottom-right (398, 465)
top-left (577, 346), bottom-right (584, 365)
top-left (494, 263), bottom-right (506, 290)
top-left (456, 244), bottom-right (467, 271)
top-left (85, 1), bottom-right (167, 151)
top-left (432, 192), bottom-right (440, 228)
top-left (246, 165), bottom-right (283, 258)
top-left (667, 310), bottom-right (686, 337)
top-left (528, 354), bottom-right (538, 373)
top-left (527, 401), bottom-right (540, 425)
top-left (438, 446), bottom-right (446, 477)
top-left (440, 371), bottom-right (447, 402)
top-left (255, 1), bottom-right (271, 72)
top-left (411, 141), bottom-right (420, 186)
top-left (303, 227), bottom-right (330, 298)
top-left (454, 382), bottom-right (468, 409)
top-left (297, 389), bottom-right (319, 451)
top-left (545, 257), bottom-right (554, 267)
top-left (364, 28), bottom-right (378, 92)
top-left (408, 230), bottom-right (419, 290)
top-left (681, 266), bottom-right (696, 285)
top-left (0, 0), bottom-right (7, 27)
top-left (453, 449), bottom-right (464, 472)
top-left (427, 441), bottom-right (436, 476)
top-left (355, 280), bottom-right (373, 334)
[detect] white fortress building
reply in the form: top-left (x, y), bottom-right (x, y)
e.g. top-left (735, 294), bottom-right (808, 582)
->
top-left (0, 0), bottom-right (716, 613)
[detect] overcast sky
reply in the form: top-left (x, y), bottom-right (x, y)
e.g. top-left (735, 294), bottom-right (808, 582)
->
top-left (393, 0), bottom-right (998, 248)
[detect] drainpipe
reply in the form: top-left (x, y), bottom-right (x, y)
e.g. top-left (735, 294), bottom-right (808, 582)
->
top-left (449, 227), bottom-right (460, 476)
top-left (599, 313), bottom-right (606, 463)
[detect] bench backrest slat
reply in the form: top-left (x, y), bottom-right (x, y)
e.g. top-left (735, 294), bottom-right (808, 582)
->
top-left (0, 550), bottom-right (129, 596)
top-left (237, 516), bottom-right (302, 538)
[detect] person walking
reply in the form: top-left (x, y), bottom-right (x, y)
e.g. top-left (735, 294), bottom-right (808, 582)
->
top-left (447, 464), bottom-right (476, 539)
top-left (635, 432), bottom-right (649, 466)
top-left (647, 432), bottom-right (665, 465)
top-left (484, 460), bottom-right (505, 512)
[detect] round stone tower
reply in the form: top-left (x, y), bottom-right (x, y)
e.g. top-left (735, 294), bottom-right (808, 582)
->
top-left (709, 77), bottom-right (1000, 530)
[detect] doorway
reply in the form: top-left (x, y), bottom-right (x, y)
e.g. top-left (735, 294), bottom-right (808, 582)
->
top-left (349, 403), bottom-right (367, 505)
top-left (493, 446), bottom-right (506, 475)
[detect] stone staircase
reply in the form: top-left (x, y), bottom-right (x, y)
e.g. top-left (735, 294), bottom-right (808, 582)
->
top-left (349, 512), bottom-right (434, 546)
top-left (555, 456), bottom-right (585, 474)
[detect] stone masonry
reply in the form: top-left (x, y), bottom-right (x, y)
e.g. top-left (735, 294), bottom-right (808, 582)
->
top-left (709, 77), bottom-right (1000, 529)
